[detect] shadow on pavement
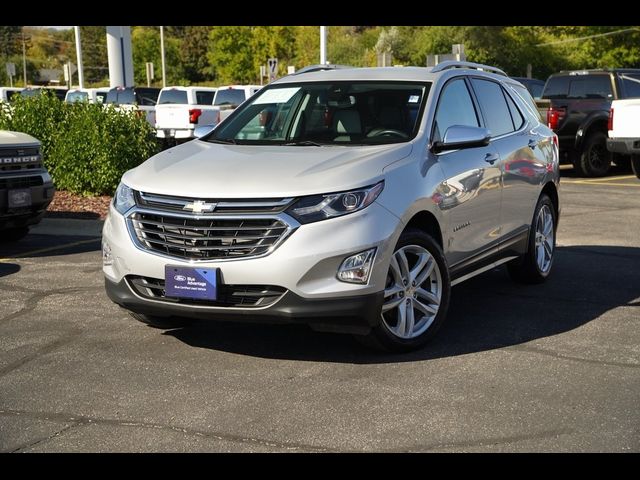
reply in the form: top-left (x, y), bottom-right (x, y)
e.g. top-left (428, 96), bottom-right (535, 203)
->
top-left (0, 233), bottom-right (100, 259)
top-left (0, 263), bottom-right (20, 278)
top-left (165, 245), bottom-right (640, 363)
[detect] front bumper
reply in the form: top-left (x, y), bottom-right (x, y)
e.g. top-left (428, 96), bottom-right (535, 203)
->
top-left (106, 277), bottom-right (383, 334)
top-left (606, 137), bottom-right (640, 155)
top-left (103, 200), bottom-right (403, 331)
top-left (0, 173), bottom-right (55, 230)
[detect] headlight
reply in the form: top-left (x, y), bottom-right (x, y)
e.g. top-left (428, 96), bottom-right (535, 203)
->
top-left (113, 182), bottom-right (135, 215)
top-left (286, 181), bottom-right (384, 224)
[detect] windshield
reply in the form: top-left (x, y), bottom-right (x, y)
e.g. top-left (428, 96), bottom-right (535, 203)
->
top-left (208, 81), bottom-right (430, 146)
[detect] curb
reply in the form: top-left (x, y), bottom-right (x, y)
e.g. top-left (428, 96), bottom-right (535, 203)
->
top-left (32, 217), bottom-right (104, 237)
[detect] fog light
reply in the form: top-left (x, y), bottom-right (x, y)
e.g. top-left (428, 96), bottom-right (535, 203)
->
top-left (102, 240), bottom-right (113, 266)
top-left (337, 248), bottom-right (376, 284)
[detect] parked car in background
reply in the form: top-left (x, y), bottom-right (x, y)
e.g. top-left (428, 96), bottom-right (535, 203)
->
top-left (213, 85), bottom-right (261, 123)
top-left (155, 86), bottom-right (219, 145)
top-left (607, 97), bottom-right (640, 178)
top-left (19, 87), bottom-right (68, 101)
top-left (511, 77), bottom-right (546, 100)
top-left (0, 87), bottom-right (23, 103)
top-left (0, 130), bottom-right (55, 241)
top-left (541, 68), bottom-right (640, 176)
top-left (103, 62), bottom-right (560, 352)
top-left (65, 87), bottom-right (109, 104)
top-left (105, 86), bottom-right (160, 127)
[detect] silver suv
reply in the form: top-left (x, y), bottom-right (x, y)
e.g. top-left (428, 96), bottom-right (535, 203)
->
top-left (103, 61), bottom-right (560, 352)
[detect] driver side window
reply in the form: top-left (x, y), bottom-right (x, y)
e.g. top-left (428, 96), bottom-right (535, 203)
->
top-left (433, 79), bottom-right (479, 142)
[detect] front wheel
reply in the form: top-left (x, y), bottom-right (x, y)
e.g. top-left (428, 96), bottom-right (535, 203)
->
top-left (358, 229), bottom-right (451, 352)
top-left (508, 193), bottom-right (557, 284)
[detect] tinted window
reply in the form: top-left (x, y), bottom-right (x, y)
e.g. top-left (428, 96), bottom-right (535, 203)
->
top-left (214, 89), bottom-right (246, 108)
top-left (158, 89), bottom-right (188, 105)
top-left (568, 76), bottom-right (612, 99)
top-left (471, 78), bottom-right (514, 137)
top-left (543, 76), bottom-right (570, 99)
top-left (96, 92), bottom-right (107, 104)
top-left (433, 79), bottom-right (479, 142)
top-left (135, 88), bottom-right (159, 106)
top-left (21, 88), bottom-right (42, 98)
top-left (106, 88), bottom-right (135, 104)
top-left (6, 90), bottom-right (20, 102)
top-left (620, 74), bottom-right (640, 98)
top-left (504, 90), bottom-right (525, 130)
top-left (195, 91), bottom-right (216, 105)
top-left (528, 83), bottom-right (544, 99)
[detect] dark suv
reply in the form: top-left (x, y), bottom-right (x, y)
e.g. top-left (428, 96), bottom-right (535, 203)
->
top-left (541, 69), bottom-right (640, 176)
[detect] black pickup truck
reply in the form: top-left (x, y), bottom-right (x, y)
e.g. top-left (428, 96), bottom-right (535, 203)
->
top-left (541, 68), bottom-right (640, 177)
top-left (1, 131), bottom-right (55, 241)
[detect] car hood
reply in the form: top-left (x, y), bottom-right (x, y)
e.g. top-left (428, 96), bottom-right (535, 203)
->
top-left (0, 130), bottom-right (40, 147)
top-left (122, 140), bottom-right (413, 198)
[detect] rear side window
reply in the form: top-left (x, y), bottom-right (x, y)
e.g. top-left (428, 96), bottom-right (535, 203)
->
top-left (136, 88), bottom-right (159, 106)
top-left (6, 90), bottom-right (20, 102)
top-left (214, 89), bottom-right (246, 108)
top-left (195, 91), bottom-right (216, 105)
top-left (433, 78), bottom-right (479, 142)
top-left (66, 91), bottom-right (88, 103)
top-left (510, 84), bottom-right (542, 123)
top-left (158, 89), bottom-right (188, 105)
top-left (470, 78), bottom-right (514, 137)
top-left (504, 91), bottom-right (525, 130)
top-left (568, 76), bottom-right (612, 99)
top-left (543, 76), bottom-right (570, 99)
top-left (106, 89), bottom-right (135, 104)
top-left (620, 74), bottom-right (640, 98)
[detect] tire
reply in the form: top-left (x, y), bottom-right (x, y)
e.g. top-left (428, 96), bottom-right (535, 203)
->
top-left (578, 131), bottom-right (612, 177)
top-left (357, 229), bottom-right (451, 353)
top-left (632, 155), bottom-right (640, 179)
top-left (0, 227), bottom-right (29, 242)
top-left (507, 193), bottom-right (557, 284)
top-left (129, 312), bottom-right (194, 329)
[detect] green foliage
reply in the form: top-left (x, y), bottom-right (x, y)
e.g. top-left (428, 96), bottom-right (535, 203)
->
top-left (132, 26), bottom-right (184, 86)
top-left (0, 93), bottom-right (158, 196)
top-left (207, 26), bottom-right (255, 84)
top-left (181, 26), bottom-right (215, 83)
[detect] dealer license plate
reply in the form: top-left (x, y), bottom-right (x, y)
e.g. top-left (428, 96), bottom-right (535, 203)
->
top-left (165, 265), bottom-right (218, 301)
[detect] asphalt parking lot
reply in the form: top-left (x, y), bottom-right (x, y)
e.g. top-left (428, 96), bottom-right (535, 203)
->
top-left (0, 170), bottom-right (638, 452)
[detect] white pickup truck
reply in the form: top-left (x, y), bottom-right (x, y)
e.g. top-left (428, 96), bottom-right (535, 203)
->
top-left (607, 98), bottom-right (640, 178)
top-left (213, 85), bottom-right (262, 123)
top-left (155, 86), bottom-right (219, 144)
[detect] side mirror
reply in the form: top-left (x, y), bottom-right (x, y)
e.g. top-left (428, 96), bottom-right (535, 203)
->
top-left (431, 125), bottom-right (491, 153)
top-left (194, 124), bottom-right (216, 139)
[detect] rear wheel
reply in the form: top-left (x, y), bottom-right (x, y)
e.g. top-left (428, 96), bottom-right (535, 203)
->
top-left (358, 229), bottom-right (450, 352)
top-left (508, 194), bottom-right (556, 284)
top-left (578, 131), bottom-right (612, 177)
top-left (631, 155), bottom-right (640, 179)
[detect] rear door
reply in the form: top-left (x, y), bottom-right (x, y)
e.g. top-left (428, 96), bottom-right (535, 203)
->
top-left (433, 77), bottom-right (502, 267)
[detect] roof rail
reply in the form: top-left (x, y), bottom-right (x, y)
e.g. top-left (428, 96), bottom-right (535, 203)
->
top-left (292, 64), bottom-right (352, 75)
top-left (431, 61), bottom-right (507, 77)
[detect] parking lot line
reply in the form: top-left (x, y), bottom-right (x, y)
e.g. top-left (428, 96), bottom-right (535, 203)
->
top-left (582, 175), bottom-right (636, 182)
top-left (561, 179), bottom-right (640, 187)
top-left (0, 238), bottom-right (100, 264)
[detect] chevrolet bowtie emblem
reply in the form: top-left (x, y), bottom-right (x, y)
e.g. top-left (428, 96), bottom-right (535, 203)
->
top-left (183, 200), bottom-right (216, 213)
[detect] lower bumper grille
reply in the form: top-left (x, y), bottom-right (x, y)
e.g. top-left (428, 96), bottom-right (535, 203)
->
top-left (127, 275), bottom-right (287, 308)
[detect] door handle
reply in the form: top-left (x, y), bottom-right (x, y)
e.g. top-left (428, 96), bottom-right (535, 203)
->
top-left (528, 139), bottom-right (539, 150)
top-left (484, 153), bottom-right (499, 165)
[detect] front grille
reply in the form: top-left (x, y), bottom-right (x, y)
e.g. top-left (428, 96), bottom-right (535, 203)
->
top-left (0, 148), bottom-right (42, 172)
top-left (0, 175), bottom-right (44, 189)
top-left (129, 211), bottom-right (291, 260)
top-left (127, 275), bottom-right (286, 308)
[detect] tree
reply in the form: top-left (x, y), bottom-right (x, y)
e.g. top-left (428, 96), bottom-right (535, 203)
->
top-left (0, 26), bottom-right (21, 58)
top-left (181, 26), bottom-right (214, 83)
top-left (207, 26), bottom-right (254, 84)
top-left (132, 26), bottom-right (184, 86)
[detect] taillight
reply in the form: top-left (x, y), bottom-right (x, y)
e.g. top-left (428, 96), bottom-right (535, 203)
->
top-left (189, 108), bottom-right (202, 124)
top-left (547, 106), bottom-right (566, 131)
top-left (608, 108), bottom-right (614, 131)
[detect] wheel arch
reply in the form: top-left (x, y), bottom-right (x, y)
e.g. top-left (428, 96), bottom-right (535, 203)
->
top-left (404, 210), bottom-right (443, 248)
top-left (575, 113), bottom-right (609, 151)
top-left (541, 181), bottom-right (559, 223)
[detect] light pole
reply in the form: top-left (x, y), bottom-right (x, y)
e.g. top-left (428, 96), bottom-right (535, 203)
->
top-left (160, 26), bottom-right (166, 88)
top-left (74, 26), bottom-right (84, 88)
top-left (22, 31), bottom-right (27, 87)
top-left (320, 26), bottom-right (327, 65)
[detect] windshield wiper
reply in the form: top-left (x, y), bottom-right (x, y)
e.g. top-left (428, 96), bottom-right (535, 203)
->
top-left (208, 138), bottom-right (237, 145)
top-left (283, 140), bottom-right (324, 147)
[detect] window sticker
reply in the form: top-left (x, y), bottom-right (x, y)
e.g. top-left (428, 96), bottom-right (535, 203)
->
top-left (253, 87), bottom-right (301, 105)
